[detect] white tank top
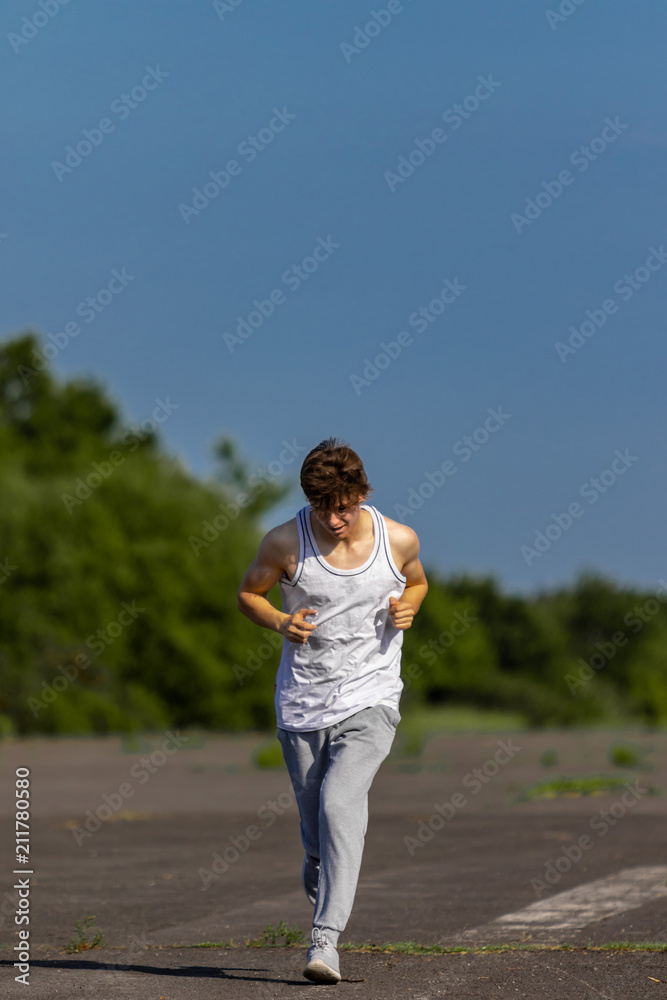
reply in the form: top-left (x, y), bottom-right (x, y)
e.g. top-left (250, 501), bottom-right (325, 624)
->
top-left (275, 503), bottom-right (406, 731)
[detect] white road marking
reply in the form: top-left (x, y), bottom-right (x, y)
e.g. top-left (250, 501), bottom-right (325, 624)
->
top-left (462, 865), bottom-right (667, 938)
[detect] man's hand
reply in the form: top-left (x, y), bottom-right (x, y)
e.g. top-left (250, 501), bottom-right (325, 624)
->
top-left (388, 596), bottom-right (415, 630)
top-left (279, 607), bottom-right (318, 644)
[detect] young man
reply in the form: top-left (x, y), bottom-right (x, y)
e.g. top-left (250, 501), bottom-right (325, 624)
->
top-left (237, 438), bottom-right (428, 984)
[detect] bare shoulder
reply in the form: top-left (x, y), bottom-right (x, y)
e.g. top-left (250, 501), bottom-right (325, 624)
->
top-left (382, 514), bottom-right (420, 561)
top-left (260, 515), bottom-right (300, 564)
top-left (259, 515), bottom-right (302, 583)
top-left (239, 515), bottom-right (302, 594)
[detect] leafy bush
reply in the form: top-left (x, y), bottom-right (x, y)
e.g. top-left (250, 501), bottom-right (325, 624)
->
top-left (2, 332), bottom-right (667, 733)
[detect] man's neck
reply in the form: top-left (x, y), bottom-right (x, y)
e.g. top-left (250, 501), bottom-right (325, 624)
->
top-left (309, 506), bottom-right (372, 551)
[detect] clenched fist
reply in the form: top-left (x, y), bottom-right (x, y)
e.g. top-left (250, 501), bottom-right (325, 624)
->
top-left (388, 596), bottom-right (414, 630)
top-left (279, 607), bottom-right (318, 644)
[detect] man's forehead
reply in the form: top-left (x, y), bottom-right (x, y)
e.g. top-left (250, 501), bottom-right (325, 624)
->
top-left (312, 497), bottom-right (359, 513)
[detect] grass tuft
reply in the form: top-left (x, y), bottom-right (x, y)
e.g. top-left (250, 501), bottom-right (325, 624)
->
top-left (184, 936), bottom-right (667, 954)
top-left (517, 773), bottom-right (660, 800)
top-left (608, 740), bottom-right (653, 771)
top-left (539, 748), bottom-right (559, 768)
top-left (341, 940), bottom-right (667, 954)
top-left (246, 921), bottom-right (306, 947)
top-left (252, 738), bottom-right (286, 770)
top-left (64, 916), bottom-right (105, 953)
top-left (191, 939), bottom-right (236, 948)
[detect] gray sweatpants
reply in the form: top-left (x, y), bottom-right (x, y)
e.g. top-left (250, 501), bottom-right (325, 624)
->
top-left (277, 703), bottom-right (400, 941)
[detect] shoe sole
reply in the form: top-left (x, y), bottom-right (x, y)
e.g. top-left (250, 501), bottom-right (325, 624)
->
top-left (303, 959), bottom-right (341, 984)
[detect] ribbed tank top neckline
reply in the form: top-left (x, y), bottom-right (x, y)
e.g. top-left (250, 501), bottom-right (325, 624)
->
top-left (302, 503), bottom-right (381, 577)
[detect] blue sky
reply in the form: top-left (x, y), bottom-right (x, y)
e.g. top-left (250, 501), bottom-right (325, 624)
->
top-left (1, 0), bottom-right (665, 594)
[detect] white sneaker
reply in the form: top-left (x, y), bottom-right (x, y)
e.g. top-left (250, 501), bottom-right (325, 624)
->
top-left (303, 927), bottom-right (341, 984)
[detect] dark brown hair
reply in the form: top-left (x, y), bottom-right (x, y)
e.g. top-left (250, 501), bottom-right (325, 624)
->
top-left (300, 437), bottom-right (374, 510)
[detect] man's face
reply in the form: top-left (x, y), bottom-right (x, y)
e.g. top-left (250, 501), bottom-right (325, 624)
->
top-left (310, 494), bottom-right (366, 539)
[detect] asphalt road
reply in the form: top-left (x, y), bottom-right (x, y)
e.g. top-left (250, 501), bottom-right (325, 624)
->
top-left (1, 727), bottom-right (665, 997)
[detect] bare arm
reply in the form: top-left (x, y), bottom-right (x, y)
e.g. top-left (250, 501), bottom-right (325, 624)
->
top-left (237, 524), bottom-right (318, 644)
top-left (386, 522), bottom-right (428, 630)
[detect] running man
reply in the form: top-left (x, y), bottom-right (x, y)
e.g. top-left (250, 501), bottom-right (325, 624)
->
top-left (237, 438), bottom-right (428, 984)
